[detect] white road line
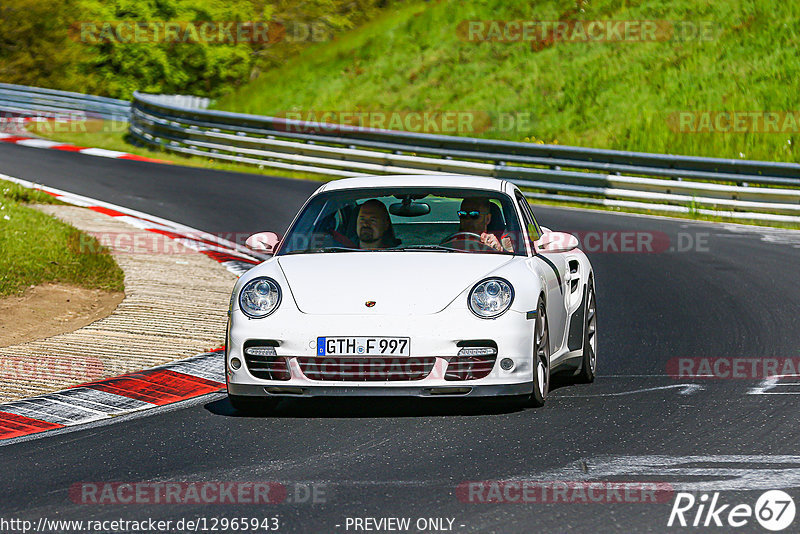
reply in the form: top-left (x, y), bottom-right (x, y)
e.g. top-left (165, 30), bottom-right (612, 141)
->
top-left (747, 375), bottom-right (800, 395)
top-left (14, 139), bottom-right (62, 149)
top-left (597, 374), bottom-right (672, 377)
top-left (78, 148), bottom-right (128, 158)
top-left (530, 455), bottom-right (800, 491)
top-left (112, 215), bottom-right (172, 231)
top-left (558, 384), bottom-right (704, 397)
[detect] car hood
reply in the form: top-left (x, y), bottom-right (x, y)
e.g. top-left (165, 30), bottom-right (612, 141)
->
top-left (277, 252), bottom-right (515, 315)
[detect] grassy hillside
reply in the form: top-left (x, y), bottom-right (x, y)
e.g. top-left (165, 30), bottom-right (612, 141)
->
top-left (0, 180), bottom-right (124, 296)
top-left (215, 0), bottom-right (800, 163)
top-left (0, 0), bottom-right (400, 99)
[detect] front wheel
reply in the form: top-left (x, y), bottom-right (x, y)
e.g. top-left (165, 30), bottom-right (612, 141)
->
top-left (528, 298), bottom-right (550, 407)
top-left (575, 280), bottom-right (597, 383)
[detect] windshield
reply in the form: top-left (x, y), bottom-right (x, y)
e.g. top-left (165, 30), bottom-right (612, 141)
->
top-left (276, 187), bottom-right (526, 256)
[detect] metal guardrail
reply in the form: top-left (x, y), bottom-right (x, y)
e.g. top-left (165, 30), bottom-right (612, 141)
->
top-left (130, 91), bottom-right (800, 223)
top-left (0, 83), bottom-right (130, 121)
top-left (4, 83), bottom-right (798, 223)
top-left (140, 94), bottom-right (211, 110)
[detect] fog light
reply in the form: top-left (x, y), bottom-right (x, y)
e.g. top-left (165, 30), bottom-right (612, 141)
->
top-left (245, 346), bottom-right (277, 357)
top-left (457, 347), bottom-right (497, 357)
top-left (500, 358), bottom-right (514, 371)
top-left (230, 357), bottom-right (242, 370)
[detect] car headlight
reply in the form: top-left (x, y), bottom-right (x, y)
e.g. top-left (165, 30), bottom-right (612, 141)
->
top-left (468, 277), bottom-right (514, 318)
top-left (239, 277), bottom-right (282, 318)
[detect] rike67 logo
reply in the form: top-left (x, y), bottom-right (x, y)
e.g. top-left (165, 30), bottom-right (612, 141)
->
top-left (668, 490), bottom-right (796, 531)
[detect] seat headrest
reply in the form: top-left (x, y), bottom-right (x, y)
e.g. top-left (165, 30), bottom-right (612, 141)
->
top-left (486, 202), bottom-right (506, 236)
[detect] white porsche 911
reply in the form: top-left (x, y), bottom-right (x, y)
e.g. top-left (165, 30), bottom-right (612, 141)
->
top-left (225, 175), bottom-right (596, 411)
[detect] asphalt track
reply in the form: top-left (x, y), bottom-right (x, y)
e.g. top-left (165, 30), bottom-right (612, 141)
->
top-left (1, 142), bottom-right (799, 533)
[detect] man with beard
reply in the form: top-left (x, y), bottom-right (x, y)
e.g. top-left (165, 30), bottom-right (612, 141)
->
top-left (356, 199), bottom-right (400, 249)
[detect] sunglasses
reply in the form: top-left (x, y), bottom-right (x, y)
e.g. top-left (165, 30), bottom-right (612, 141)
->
top-left (457, 210), bottom-right (482, 219)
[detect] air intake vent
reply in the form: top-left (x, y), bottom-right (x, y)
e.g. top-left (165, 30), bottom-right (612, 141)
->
top-left (445, 354), bottom-right (497, 381)
top-left (297, 357), bottom-right (436, 381)
top-left (568, 260), bottom-right (580, 293)
top-left (243, 341), bottom-right (289, 380)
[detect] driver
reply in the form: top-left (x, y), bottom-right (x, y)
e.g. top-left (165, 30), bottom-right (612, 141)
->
top-left (457, 197), bottom-right (514, 252)
top-left (356, 199), bottom-right (400, 249)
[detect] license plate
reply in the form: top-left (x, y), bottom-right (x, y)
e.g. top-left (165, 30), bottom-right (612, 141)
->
top-left (317, 337), bottom-right (410, 356)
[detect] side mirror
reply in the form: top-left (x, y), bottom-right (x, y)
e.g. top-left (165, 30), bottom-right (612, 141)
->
top-left (535, 231), bottom-right (579, 253)
top-left (245, 231), bottom-right (282, 254)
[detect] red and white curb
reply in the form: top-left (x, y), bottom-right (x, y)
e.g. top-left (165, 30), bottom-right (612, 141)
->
top-left (1, 174), bottom-right (263, 276)
top-left (0, 131), bottom-right (171, 164)
top-left (0, 117), bottom-right (172, 164)
top-left (0, 351), bottom-right (225, 440)
top-left (0, 174), bottom-right (270, 441)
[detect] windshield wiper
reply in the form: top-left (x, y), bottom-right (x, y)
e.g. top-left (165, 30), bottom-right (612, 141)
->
top-left (284, 246), bottom-right (361, 255)
top-left (398, 245), bottom-right (515, 255)
top-left (396, 245), bottom-right (461, 252)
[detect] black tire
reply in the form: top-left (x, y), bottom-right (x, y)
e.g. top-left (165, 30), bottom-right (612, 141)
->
top-left (529, 297), bottom-right (550, 407)
top-left (575, 279), bottom-right (597, 383)
top-left (228, 394), bottom-right (278, 414)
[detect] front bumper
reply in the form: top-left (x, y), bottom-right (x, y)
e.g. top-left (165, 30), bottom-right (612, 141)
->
top-left (228, 382), bottom-right (533, 398)
top-left (227, 305), bottom-right (536, 398)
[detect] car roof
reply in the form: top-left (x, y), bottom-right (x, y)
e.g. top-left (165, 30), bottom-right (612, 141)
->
top-left (318, 175), bottom-right (508, 193)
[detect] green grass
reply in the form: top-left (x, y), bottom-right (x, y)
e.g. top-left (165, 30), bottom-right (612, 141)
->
top-left (215, 0), bottom-right (799, 164)
top-left (0, 180), bottom-right (66, 205)
top-left (0, 179), bottom-right (125, 296)
top-left (23, 0), bottom-right (800, 232)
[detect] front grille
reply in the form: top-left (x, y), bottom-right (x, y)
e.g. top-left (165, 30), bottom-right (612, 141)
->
top-left (445, 355), bottom-right (496, 380)
top-left (244, 355), bottom-right (291, 380)
top-left (296, 357), bottom-right (436, 381)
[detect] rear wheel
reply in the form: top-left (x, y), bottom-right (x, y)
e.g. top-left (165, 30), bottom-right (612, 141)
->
top-left (575, 280), bottom-right (597, 383)
top-left (228, 394), bottom-right (278, 414)
top-left (529, 298), bottom-right (550, 407)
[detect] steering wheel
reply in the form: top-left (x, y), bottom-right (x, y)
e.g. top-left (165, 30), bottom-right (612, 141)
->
top-left (441, 232), bottom-right (496, 251)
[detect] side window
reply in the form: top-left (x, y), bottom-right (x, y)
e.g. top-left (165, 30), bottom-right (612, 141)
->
top-left (515, 191), bottom-right (541, 248)
top-left (525, 202), bottom-right (542, 239)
